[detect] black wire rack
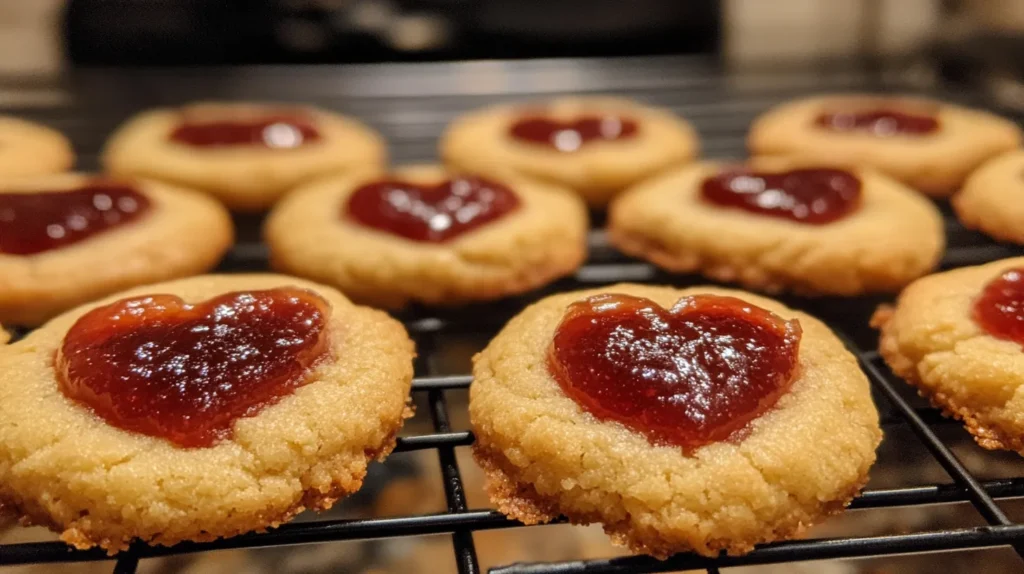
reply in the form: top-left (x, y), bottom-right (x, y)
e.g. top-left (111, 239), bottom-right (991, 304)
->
top-left (2, 56), bottom-right (1024, 573)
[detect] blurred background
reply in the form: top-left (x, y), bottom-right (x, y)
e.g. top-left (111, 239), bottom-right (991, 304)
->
top-left (3, 1), bottom-right (1024, 574)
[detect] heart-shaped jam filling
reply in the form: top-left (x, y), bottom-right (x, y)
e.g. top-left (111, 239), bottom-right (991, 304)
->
top-left (169, 115), bottom-right (320, 148)
top-left (345, 176), bottom-right (521, 242)
top-left (548, 293), bottom-right (801, 449)
top-left (509, 115), bottom-right (639, 151)
top-left (974, 267), bottom-right (1024, 346)
top-left (815, 109), bottom-right (939, 136)
top-left (57, 288), bottom-right (331, 448)
top-left (0, 182), bottom-right (151, 256)
top-left (701, 167), bottom-right (861, 225)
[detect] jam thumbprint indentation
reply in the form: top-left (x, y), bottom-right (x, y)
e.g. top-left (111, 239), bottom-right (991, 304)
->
top-left (815, 109), bottom-right (939, 136)
top-left (169, 115), bottom-right (321, 148)
top-left (548, 293), bottom-right (802, 450)
top-left (57, 288), bottom-right (331, 448)
top-left (509, 115), bottom-right (638, 151)
top-left (0, 182), bottom-right (151, 256)
top-left (345, 176), bottom-right (521, 242)
top-left (974, 267), bottom-right (1024, 346)
top-left (701, 167), bottom-right (862, 225)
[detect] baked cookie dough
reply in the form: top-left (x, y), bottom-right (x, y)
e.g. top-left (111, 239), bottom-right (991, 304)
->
top-left (608, 158), bottom-right (944, 296)
top-left (0, 274), bottom-right (414, 552)
top-left (0, 173), bottom-right (233, 325)
top-left (748, 94), bottom-right (1021, 197)
top-left (954, 150), bottom-right (1024, 244)
top-left (0, 325), bottom-right (7, 344)
top-left (0, 116), bottom-right (74, 177)
top-left (441, 97), bottom-right (699, 207)
top-left (102, 102), bottom-right (386, 211)
top-left (265, 164), bottom-right (588, 308)
top-left (470, 284), bottom-right (881, 557)
top-left (874, 257), bottom-right (1024, 453)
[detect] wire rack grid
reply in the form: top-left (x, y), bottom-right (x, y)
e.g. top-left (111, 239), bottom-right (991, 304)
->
top-left (1, 56), bottom-right (1024, 573)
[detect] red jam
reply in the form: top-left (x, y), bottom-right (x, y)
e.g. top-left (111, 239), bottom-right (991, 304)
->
top-left (973, 267), bottom-right (1024, 346)
top-left (815, 109), bottom-right (939, 136)
top-left (0, 183), bottom-right (151, 256)
top-left (57, 288), bottom-right (331, 448)
top-left (169, 115), bottom-right (320, 148)
top-left (509, 115), bottom-right (639, 151)
top-left (701, 168), bottom-right (862, 225)
top-left (345, 176), bottom-right (521, 242)
top-left (548, 293), bottom-right (802, 450)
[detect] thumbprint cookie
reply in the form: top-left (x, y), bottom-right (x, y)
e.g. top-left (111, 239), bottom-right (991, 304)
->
top-left (954, 150), bottom-right (1024, 244)
top-left (0, 173), bottom-right (232, 325)
top-left (470, 284), bottom-right (881, 558)
top-left (102, 102), bottom-right (386, 211)
top-left (608, 158), bottom-right (944, 296)
top-left (748, 94), bottom-right (1021, 197)
top-left (0, 274), bottom-right (414, 552)
top-left (441, 97), bottom-right (699, 207)
top-left (875, 257), bottom-right (1024, 453)
top-left (0, 116), bottom-right (74, 177)
top-left (265, 164), bottom-right (588, 308)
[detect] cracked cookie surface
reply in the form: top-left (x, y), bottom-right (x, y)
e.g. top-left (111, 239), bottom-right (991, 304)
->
top-left (608, 158), bottom-right (944, 296)
top-left (470, 284), bottom-right (881, 558)
top-left (265, 164), bottom-right (588, 308)
top-left (875, 257), bottom-right (1024, 453)
top-left (0, 274), bottom-right (414, 552)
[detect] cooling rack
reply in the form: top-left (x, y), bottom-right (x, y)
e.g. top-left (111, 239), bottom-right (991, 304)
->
top-left (2, 55), bottom-right (1024, 573)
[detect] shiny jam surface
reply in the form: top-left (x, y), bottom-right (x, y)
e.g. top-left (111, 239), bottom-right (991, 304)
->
top-left (548, 293), bottom-right (802, 450)
top-left (973, 267), bottom-right (1024, 346)
top-left (345, 176), bottom-right (521, 242)
top-left (509, 115), bottom-right (639, 151)
top-left (700, 168), bottom-right (862, 225)
top-left (815, 109), bottom-right (939, 136)
top-left (57, 288), bottom-right (331, 448)
top-left (0, 183), bottom-right (151, 256)
top-left (169, 115), bottom-right (321, 148)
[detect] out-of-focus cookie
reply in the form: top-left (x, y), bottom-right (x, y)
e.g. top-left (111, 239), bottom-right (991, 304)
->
top-left (471, 284), bottom-right (880, 558)
top-left (0, 325), bottom-right (7, 344)
top-left (0, 274), bottom-right (414, 552)
top-left (954, 150), bottom-right (1024, 244)
top-left (441, 97), bottom-right (698, 207)
top-left (102, 102), bottom-right (386, 211)
top-left (265, 164), bottom-right (588, 308)
top-left (874, 257), bottom-right (1024, 453)
top-left (608, 157), bottom-right (944, 296)
top-left (0, 116), bottom-right (74, 177)
top-left (748, 94), bottom-right (1021, 197)
top-left (0, 173), bottom-right (233, 325)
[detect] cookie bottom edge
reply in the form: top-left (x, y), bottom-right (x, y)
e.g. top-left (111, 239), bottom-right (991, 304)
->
top-left (471, 439), bottom-right (867, 560)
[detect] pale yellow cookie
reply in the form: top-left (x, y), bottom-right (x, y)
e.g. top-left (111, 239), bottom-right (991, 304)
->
top-left (874, 257), bottom-right (1024, 453)
top-left (0, 274), bottom-right (414, 553)
top-left (0, 116), bottom-right (74, 177)
top-left (265, 164), bottom-right (588, 308)
top-left (0, 325), bottom-right (7, 344)
top-left (471, 284), bottom-right (881, 558)
top-left (608, 158), bottom-right (944, 296)
top-left (954, 150), bottom-right (1024, 244)
top-left (0, 173), bottom-right (233, 325)
top-left (441, 97), bottom-right (699, 206)
top-left (102, 102), bottom-right (386, 211)
top-left (748, 94), bottom-right (1021, 197)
